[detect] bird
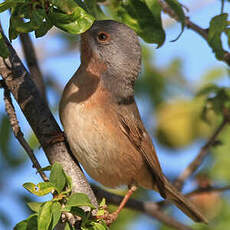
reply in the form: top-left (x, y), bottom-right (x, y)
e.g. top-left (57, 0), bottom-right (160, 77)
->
top-left (59, 20), bottom-right (207, 224)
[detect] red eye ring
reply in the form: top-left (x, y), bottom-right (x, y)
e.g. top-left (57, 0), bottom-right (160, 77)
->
top-left (97, 32), bottom-right (109, 42)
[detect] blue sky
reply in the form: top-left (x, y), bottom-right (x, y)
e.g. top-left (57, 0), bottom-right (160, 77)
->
top-left (0, 1), bottom-right (229, 229)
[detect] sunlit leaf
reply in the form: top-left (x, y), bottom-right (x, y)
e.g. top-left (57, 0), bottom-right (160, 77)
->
top-left (50, 162), bottom-right (66, 193)
top-left (64, 222), bottom-right (73, 230)
top-left (66, 193), bottom-right (95, 209)
top-left (27, 202), bottom-right (43, 213)
top-left (38, 201), bottom-right (52, 230)
top-left (23, 182), bottom-right (56, 196)
top-left (49, 6), bottom-right (94, 34)
top-left (90, 222), bottom-right (108, 230)
top-left (50, 202), bottom-right (62, 229)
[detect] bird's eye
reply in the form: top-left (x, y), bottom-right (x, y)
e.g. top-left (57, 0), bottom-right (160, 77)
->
top-left (97, 32), bottom-right (109, 42)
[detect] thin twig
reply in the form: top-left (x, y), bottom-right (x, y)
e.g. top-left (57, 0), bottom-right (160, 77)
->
top-left (157, 184), bottom-right (230, 207)
top-left (92, 185), bottom-right (193, 230)
top-left (186, 185), bottom-right (230, 197)
top-left (158, 0), bottom-right (230, 66)
top-left (0, 22), bottom-right (98, 208)
top-left (184, 17), bottom-right (208, 40)
top-left (0, 79), bottom-right (5, 88)
top-left (174, 118), bottom-right (228, 190)
top-left (19, 33), bottom-right (47, 102)
top-left (3, 87), bottom-right (48, 182)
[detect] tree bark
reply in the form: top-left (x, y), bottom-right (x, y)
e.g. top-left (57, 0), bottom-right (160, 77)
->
top-left (0, 32), bottom-right (98, 208)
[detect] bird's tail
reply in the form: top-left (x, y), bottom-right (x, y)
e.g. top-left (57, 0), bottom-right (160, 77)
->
top-left (164, 179), bottom-right (208, 224)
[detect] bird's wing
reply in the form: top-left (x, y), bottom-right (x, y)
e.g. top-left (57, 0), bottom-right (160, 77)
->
top-left (117, 101), bottom-right (166, 198)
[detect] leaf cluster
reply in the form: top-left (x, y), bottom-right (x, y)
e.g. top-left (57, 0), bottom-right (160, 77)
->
top-left (197, 84), bottom-right (230, 121)
top-left (14, 163), bottom-right (108, 230)
top-left (0, 0), bottom-right (94, 39)
top-left (1, 0), bottom-right (230, 62)
top-left (0, 0), bottom-right (186, 57)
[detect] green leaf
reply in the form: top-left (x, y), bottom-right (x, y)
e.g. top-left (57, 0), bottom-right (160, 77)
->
top-left (27, 214), bottom-right (38, 230)
top-left (27, 202), bottom-right (43, 213)
top-left (65, 174), bottom-right (72, 191)
top-left (51, 0), bottom-right (80, 13)
top-left (225, 28), bottom-right (230, 48)
top-left (196, 84), bottom-right (220, 97)
top-left (9, 8), bottom-right (46, 39)
top-left (69, 207), bottom-right (85, 217)
top-left (23, 182), bottom-right (56, 196)
top-left (66, 193), bottom-right (95, 209)
top-left (0, 0), bottom-right (25, 13)
top-left (49, 6), bottom-right (94, 34)
top-left (0, 34), bottom-right (9, 58)
top-left (14, 220), bottom-right (27, 230)
top-left (83, 0), bottom-right (105, 19)
top-left (10, 16), bottom-right (35, 33)
top-left (64, 222), bottom-right (73, 230)
top-left (38, 201), bottom-right (53, 230)
top-left (164, 0), bottom-right (185, 41)
top-left (208, 13), bottom-right (228, 60)
top-left (74, 0), bottom-right (87, 10)
top-left (31, 9), bottom-right (46, 27)
top-left (118, 0), bottom-right (165, 45)
top-left (99, 198), bottom-right (106, 207)
top-left (48, 9), bottom-right (79, 24)
top-left (14, 214), bottom-right (38, 230)
top-left (9, 17), bottom-right (19, 40)
top-left (50, 163), bottom-right (66, 193)
top-left (50, 202), bottom-right (62, 229)
top-left (90, 222), bottom-right (108, 230)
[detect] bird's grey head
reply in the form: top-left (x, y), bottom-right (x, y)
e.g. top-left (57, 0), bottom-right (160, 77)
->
top-left (81, 20), bottom-right (142, 103)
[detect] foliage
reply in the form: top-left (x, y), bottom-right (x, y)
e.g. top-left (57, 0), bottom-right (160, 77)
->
top-left (0, 0), bottom-right (229, 59)
top-left (0, 0), bottom-right (230, 230)
top-left (14, 163), bottom-right (108, 230)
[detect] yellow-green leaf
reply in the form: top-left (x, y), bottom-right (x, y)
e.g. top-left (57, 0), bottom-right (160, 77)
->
top-left (27, 202), bottom-right (43, 213)
top-left (23, 182), bottom-right (56, 196)
top-left (66, 193), bottom-right (95, 209)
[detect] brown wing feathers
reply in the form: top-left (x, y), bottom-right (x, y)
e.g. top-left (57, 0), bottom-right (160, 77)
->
top-left (118, 103), bottom-right (166, 198)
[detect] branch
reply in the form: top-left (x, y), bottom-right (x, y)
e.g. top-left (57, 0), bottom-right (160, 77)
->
top-left (158, 0), bottom-right (230, 66)
top-left (0, 27), bottom-right (97, 208)
top-left (187, 185), bottom-right (230, 197)
top-left (3, 87), bottom-right (48, 182)
top-left (173, 118), bottom-right (228, 190)
top-left (92, 185), bottom-right (193, 230)
top-left (19, 33), bottom-right (47, 102)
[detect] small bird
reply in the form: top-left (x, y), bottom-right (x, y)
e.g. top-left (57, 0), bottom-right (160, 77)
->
top-left (59, 20), bottom-right (207, 224)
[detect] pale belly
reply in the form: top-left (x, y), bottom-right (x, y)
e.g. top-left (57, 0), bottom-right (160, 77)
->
top-left (61, 101), bottom-right (150, 188)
